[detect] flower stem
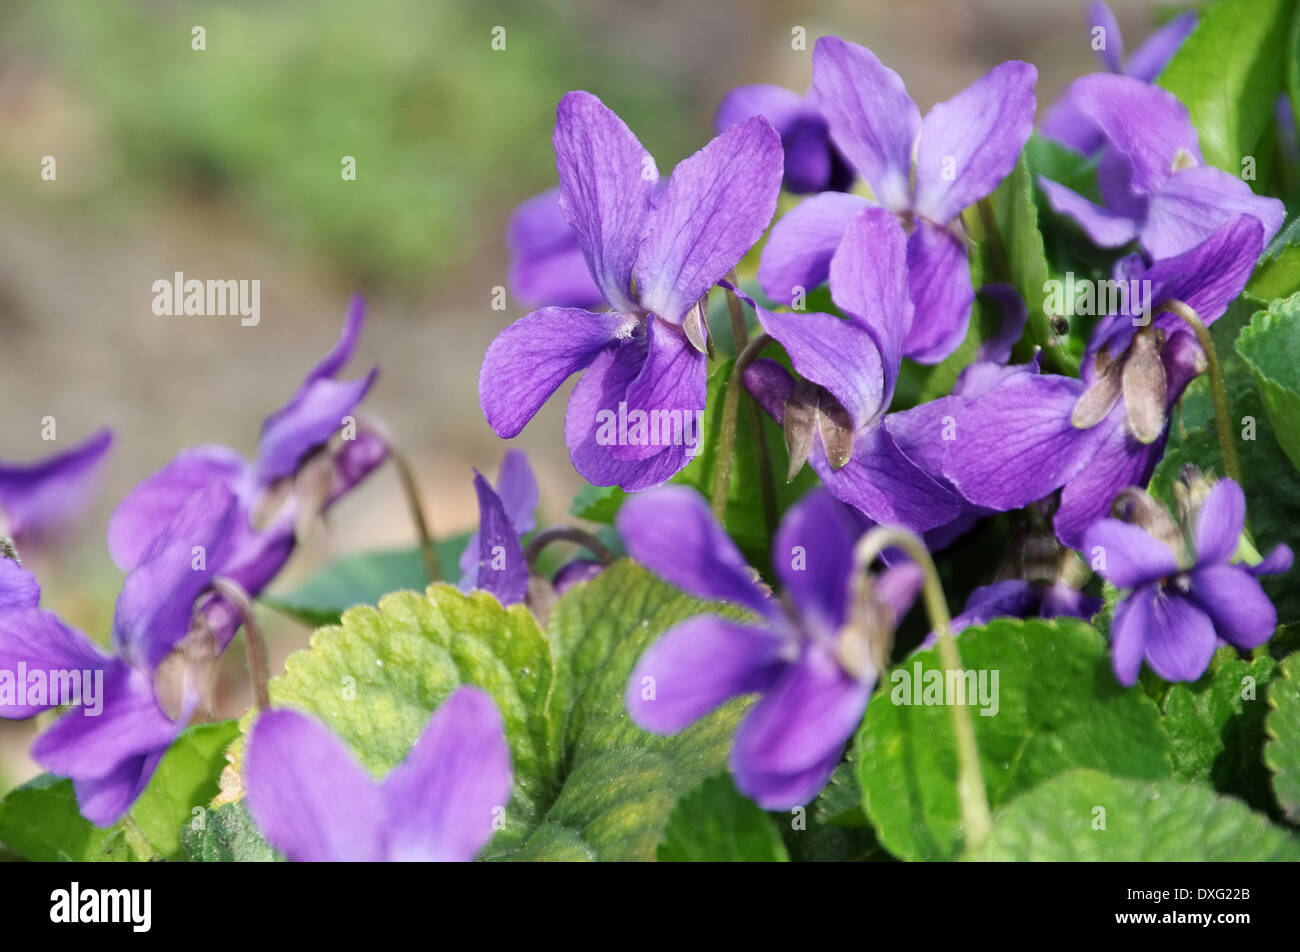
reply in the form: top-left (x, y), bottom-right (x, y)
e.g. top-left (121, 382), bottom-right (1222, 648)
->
top-left (386, 444), bottom-right (442, 583)
top-left (210, 577), bottom-right (271, 712)
top-left (710, 331), bottom-right (774, 525)
top-left (722, 276), bottom-right (780, 539)
top-left (1163, 299), bottom-right (1242, 485)
top-left (852, 527), bottom-right (993, 854)
top-left (523, 526), bottom-right (617, 570)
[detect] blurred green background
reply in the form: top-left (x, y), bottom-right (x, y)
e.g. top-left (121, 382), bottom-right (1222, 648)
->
top-left (0, 0), bottom-right (1176, 785)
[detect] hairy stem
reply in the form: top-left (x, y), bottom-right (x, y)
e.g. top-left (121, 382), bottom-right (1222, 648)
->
top-left (211, 577), bottom-right (271, 712)
top-left (853, 527), bottom-right (993, 853)
top-left (1163, 299), bottom-right (1242, 485)
top-left (386, 445), bottom-right (442, 583)
top-left (523, 526), bottom-right (617, 570)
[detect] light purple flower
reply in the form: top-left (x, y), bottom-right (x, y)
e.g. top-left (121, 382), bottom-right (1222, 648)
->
top-left (758, 37), bottom-right (1036, 364)
top-left (0, 485), bottom-right (239, 825)
top-left (243, 686), bottom-right (511, 862)
top-left (480, 91), bottom-right (783, 491)
top-left (900, 215), bottom-right (1263, 548)
top-left (1041, 2), bottom-right (1197, 154)
top-left (108, 296), bottom-right (386, 616)
top-left (1039, 73), bottom-right (1283, 259)
top-left (738, 205), bottom-right (965, 531)
top-left (619, 486), bottom-right (919, 809)
top-left (1084, 479), bottom-right (1291, 685)
top-left (0, 429), bottom-right (112, 549)
top-left (506, 188), bottom-right (604, 310)
top-left (715, 84), bottom-right (853, 194)
top-left (458, 449), bottom-right (538, 606)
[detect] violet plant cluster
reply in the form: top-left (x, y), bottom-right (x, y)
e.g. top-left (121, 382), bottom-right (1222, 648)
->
top-left (3, 2), bottom-right (1300, 863)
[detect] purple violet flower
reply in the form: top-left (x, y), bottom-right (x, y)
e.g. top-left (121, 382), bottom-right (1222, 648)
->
top-left (243, 686), bottom-right (511, 861)
top-left (715, 83), bottom-right (853, 194)
top-left (758, 37), bottom-right (1036, 364)
top-left (896, 214), bottom-right (1263, 548)
top-left (946, 579), bottom-right (1101, 640)
top-left (107, 296), bottom-right (387, 616)
top-left (480, 91), bottom-right (783, 491)
top-left (1, 485), bottom-right (239, 825)
top-left (1084, 479), bottom-right (1292, 685)
top-left (506, 188), bottom-right (604, 310)
top-left (1041, 1), bottom-right (1197, 154)
top-left (737, 205), bottom-right (965, 532)
top-left (0, 429), bottom-right (112, 549)
top-left (619, 485), bottom-right (919, 808)
top-left (1038, 73), bottom-right (1283, 259)
top-left (458, 449), bottom-right (539, 606)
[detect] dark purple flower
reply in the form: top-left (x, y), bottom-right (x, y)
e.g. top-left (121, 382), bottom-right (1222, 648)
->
top-left (900, 215), bottom-right (1263, 548)
top-left (108, 296), bottom-right (386, 615)
top-left (619, 486), bottom-right (919, 808)
top-left (1039, 74), bottom-right (1283, 259)
top-left (945, 579), bottom-right (1101, 640)
top-left (1041, 2), bottom-right (1197, 154)
top-left (0, 429), bottom-right (112, 549)
top-left (458, 449), bottom-right (538, 605)
top-left (244, 686), bottom-right (511, 861)
top-left (0, 485), bottom-right (239, 825)
top-left (1084, 479), bottom-right (1291, 685)
top-left (739, 205), bottom-right (965, 531)
top-left (506, 188), bottom-right (604, 310)
top-left (480, 91), bottom-right (783, 491)
top-left (758, 37), bottom-right (1036, 364)
top-left (715, 83), bottom-right (853, 194)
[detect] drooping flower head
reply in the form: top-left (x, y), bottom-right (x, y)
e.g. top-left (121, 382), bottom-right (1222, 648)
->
top-left (906, 214), bottom-right (1264, 548)
top-left (108, 296), bottom-right (387, 619)
top-left (1, 485), bottom-right (239, 824)
top-left (759, 37), bottom-right (1036, 364)
top-left (1041, 1), bottom-right (1197, 154)
top-left (505, 188), bottom-right (603, 310)
top-left (244, 686), bottom-right (511, 862)
top-left (458, 449), bottom-right (538, 606)
top-left (1084, 477), bottom-right (1291, 685)
top-left (0, 428), bottom-right (112, 549)
top-left (715, 83), bottom-right (853, 194)
top-left (619, 486), bottom-right (919, 808)
top-left (1039, 74), bottom-right (1283, 259)
top-left (480, 91), bottom-right (783, 490)
top-left (739, 205), bottom-right (965, 532)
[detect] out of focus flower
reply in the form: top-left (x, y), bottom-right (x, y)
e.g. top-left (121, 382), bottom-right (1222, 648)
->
top-left (715, 84), bottom-right (852, 194)
top-left (506, 188), bottom-right (603, 310)
top-left (244, 686), bottom-right (511, 861)
top-left (458, 449), bottom-right (538, 605)
top-left (0, 428), bottom-right (112, 549)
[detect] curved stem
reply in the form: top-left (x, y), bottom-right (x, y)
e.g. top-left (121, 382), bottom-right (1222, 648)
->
top-left (852, 527), bottom-right (993, 853)
top-left (523, 526), bottom-right (617, 570)
top-left (710, 332), bottom-right (773, 523)
top-left (211, 577), bottom-right (271, 712)
top-left (386, 444), bottom-right (442, 583)
top-left (1163, 299), bottom-right (1242, 486)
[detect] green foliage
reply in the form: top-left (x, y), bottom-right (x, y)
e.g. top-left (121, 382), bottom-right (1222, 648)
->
top-left (1236, 292), bottom-right (1300, 473)
top-left (181, 802), bottom-right (283, 862)
top-left (858, 618), bottom-right (1173, 861)
top-left (1265, 651), bottom-right (1300, 821)
top-left (657, 774), bottom-right (789, 862)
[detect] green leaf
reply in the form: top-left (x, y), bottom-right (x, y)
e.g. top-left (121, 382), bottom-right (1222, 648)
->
top-left (0, 774), bottom-right (134, 862)
top-left (128, 720), bottom-right (241, 859)
top-left (181, 801), bottom-right (282, 862)
top-left (1158, 0), bottom-right (1293, 184)
top-left (1265, 651), bottom-right (1300, 822)
top-left (1246, 217), bottom-right (1300, 300)
top-left (569, 484), bottom-right (627, 524)
top-left (244, 561), bottom-right (752, 861)
top-left (976, 768), bottom-right (1300, 860)
top-left (858, 617), bottom-right (1173, 861)
top-left (1153, 296), bottom-right (1300, 625)
top-left (1236, 292), bottom-right (1300, 473)
top-left (1161, 647), bottom-right (1279, 812)
top-left (656, 774), bottom-right (789, 862)
top-left (262, 535), bottom-right (469, 627)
